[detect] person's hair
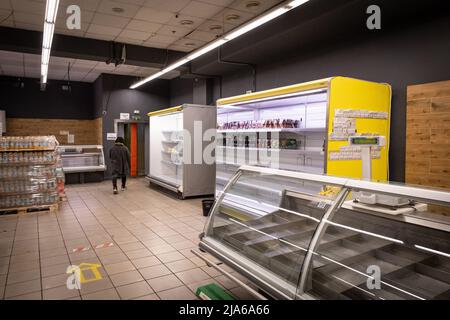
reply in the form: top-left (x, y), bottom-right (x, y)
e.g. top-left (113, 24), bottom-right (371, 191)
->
top-left (115, 137), bottom-right (125, 144)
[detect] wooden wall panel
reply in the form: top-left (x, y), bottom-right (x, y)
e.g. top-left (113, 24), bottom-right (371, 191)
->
top-left (406, 80), bottom-right (450, 216)
top-left (5, 117), bottom-right (103, 145)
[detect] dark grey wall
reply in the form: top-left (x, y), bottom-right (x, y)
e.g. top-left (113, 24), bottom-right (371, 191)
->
top-left (169, 78), bottom-right (194, 106)
top-left (203, 15), bottom-right (450, 183)
top-left (94, 73), bottom-right (170, 178)
top-left (0, 76), bottom-right (94, 119)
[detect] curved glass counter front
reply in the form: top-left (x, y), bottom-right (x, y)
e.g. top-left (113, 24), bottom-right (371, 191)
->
top-left (199, 166), bottom-right (450, 300)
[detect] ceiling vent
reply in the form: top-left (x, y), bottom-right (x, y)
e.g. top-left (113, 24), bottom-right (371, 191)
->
top-left (180, 20), bottom-right (194, 25)
top-left (246, 1), bottom-right (260, 9)
top-left (225, 14), bottom-right (240, 21)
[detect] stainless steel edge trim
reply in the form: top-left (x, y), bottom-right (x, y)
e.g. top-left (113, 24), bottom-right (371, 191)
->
top-left (191, 249), bottom-right (267, 300)
top-left (238, 165), bottom-right (450, 205)
top-left (199, 238), bottom-right (294, 300)
top-left (204, 170), bottom-right (243, 236)
top-left (148, 176), bottom-right (180, 193)
top-left (239, 165), bottom-right (348, 186)
top-left (297, 187), bottom-right (350, 294)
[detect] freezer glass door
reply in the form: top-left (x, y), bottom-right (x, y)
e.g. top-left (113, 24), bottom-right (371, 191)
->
top-left (207, 170), bottom-right (344, 298)
top-left (149, 112), bottom-right (183, 187)
top-left (302, 189), bottom-right (450, 300)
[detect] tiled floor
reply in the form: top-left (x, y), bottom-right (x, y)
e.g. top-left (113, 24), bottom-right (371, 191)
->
top-left (0, 178), bottom-right (256, 300)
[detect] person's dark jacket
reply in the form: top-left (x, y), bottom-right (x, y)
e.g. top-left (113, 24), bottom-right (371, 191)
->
top-left (109, 143), bottom-right (130, 177)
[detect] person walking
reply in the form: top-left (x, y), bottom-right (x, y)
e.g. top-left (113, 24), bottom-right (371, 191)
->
top-left (109, 137), bottom-right (130, 194)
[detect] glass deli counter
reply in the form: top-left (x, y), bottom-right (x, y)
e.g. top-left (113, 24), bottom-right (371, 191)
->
top-left (199, 165), bottom-right (450, 300)
top-left (57, 145), bottom-right (106, 184)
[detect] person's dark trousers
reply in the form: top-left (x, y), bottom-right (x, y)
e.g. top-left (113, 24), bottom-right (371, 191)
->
top-left (112, 175), bottom-right (127, 189)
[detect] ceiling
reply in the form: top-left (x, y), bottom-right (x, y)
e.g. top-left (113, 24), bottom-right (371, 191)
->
top-left (0, 0), bottom-right (284, 83)
top-left (0, 0), bottom-right (283, 52)
top-left (0, 49), bottom-right (179, 82)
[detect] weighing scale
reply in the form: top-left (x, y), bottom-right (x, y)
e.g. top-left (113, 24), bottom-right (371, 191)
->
top-left (347, 135), bottom-right (418, 213)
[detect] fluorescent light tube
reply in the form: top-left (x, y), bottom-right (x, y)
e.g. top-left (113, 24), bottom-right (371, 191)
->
top-left (225, 8), bottom-right (288, 41)
top-left (162, 58), bottom-right (191, 73)
top-left (42, 22), bottom-right (54, 48)
top-left (186, 39), bottom-right (227, 61)
top-left (40, 0), bottom-right (60, 87)
top-left (41, 48), bottom-right (51, 65)
top-left (45, 0), bottom-right (60, 23)
top-left (288, 0), bottom-right (310, 8)
top-left (130, 0), bottom-right (310, 89)
top-left (41, 63), bottom-right (48, 84)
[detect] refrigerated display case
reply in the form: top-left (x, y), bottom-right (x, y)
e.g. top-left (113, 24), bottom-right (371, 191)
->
top-left (148, 104), bottom-right (216, 198)
top-left (200, 165), bottom-right (450, 300)
top-left (56, 145), bottom-right (106, 184)
top-left (216, 77), bottom-right (392, 196)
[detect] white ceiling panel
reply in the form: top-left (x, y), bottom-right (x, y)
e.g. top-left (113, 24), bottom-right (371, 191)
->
top-left (87, 24), bottom-right (123, 36)
top-left (171, 37), bottom-right (206, 50)
top-left (11, 0), bottom-right (46, 15)
top-left (180, 1), bottom-right (225, 19)
top-left (11, 22), bottom-right (42, 32)
top-left (97, 0), bottom-right (141, 18)
top-left (167, 43), bottom-right (196, 53)
top-left (91, 12), bottom-right (131, 29)
top-left (185, 30), bottom-right (218, 42)
top-left (230, 0), bottom-right (281, 14)
top-left (200, 0), bottom-right (235, 6)
top-left (13, 12), bottom-right (44, 26)
top-left (113, 0), bottom-right (146, 6)
top-left (156, 24), bottom-right (191, 38)
top-left (141, 41), bottom-right (167, 49)
top-left (115, 36), bottom-right (144, 46)
top-left (143, 0), bottom-right (190, 13)
top-left (166, 14), bottom-right (205, 29)
top-left (126, 19), bottom-right (161, 33)
top-left (212, 7), bottom-right (254, 25)
top-left (0, 1), bottom-right (12, 10)
top-left (119, 29), bottom-right (152, 41)
top-left (144, 34), bottom-right (178, 45)
top-left (134, 7), bottom-right (173, 24)
top-left (84, 32), bottom-right (118, 41)
top-left (58, 0), bottom-right (102, 12)
top-left (0, 8), bottom-right (12, 20)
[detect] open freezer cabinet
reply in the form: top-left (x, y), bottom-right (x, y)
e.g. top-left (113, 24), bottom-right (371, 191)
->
top-left (200, 165), bottom-right (450, 300)
top-left (216, 76), bottom-right (392, 198)
top-left (148, 104), bottom-right (216, 198)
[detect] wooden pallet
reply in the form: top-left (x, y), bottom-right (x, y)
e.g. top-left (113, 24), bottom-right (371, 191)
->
top-left (0, 203), bottom-right (59, 215)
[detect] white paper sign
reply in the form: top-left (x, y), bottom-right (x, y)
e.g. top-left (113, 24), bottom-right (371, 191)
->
top-left (67, 134), bottom-right (75, 144)
top-left (107, 133), bottom-right (117, 141)
top-left (120, 113), bottom-right (130, 120)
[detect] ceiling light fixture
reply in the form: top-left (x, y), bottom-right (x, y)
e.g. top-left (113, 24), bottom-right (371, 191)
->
top-left (112, 7), bottom-right (125, 13)
top-left (209, 24), bottom-right (222, 31)
top-left (225, 14), bottom-right (240, 21)
top-left (180, 20), bottom-right (194, 25)
top-left (246, 1), bottom-right (261, 9)
top-left (130, 0), bottom-right (310, 89)
top-left (41, 0), bottom-right (60, 90)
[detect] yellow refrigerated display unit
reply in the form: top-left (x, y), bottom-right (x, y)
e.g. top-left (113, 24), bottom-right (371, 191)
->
top-left (216, 76), bottom-right (391, 195)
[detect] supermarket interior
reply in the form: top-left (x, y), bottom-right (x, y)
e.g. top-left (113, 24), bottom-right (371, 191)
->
top-left (0, 0), bottom-right (450, 303)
